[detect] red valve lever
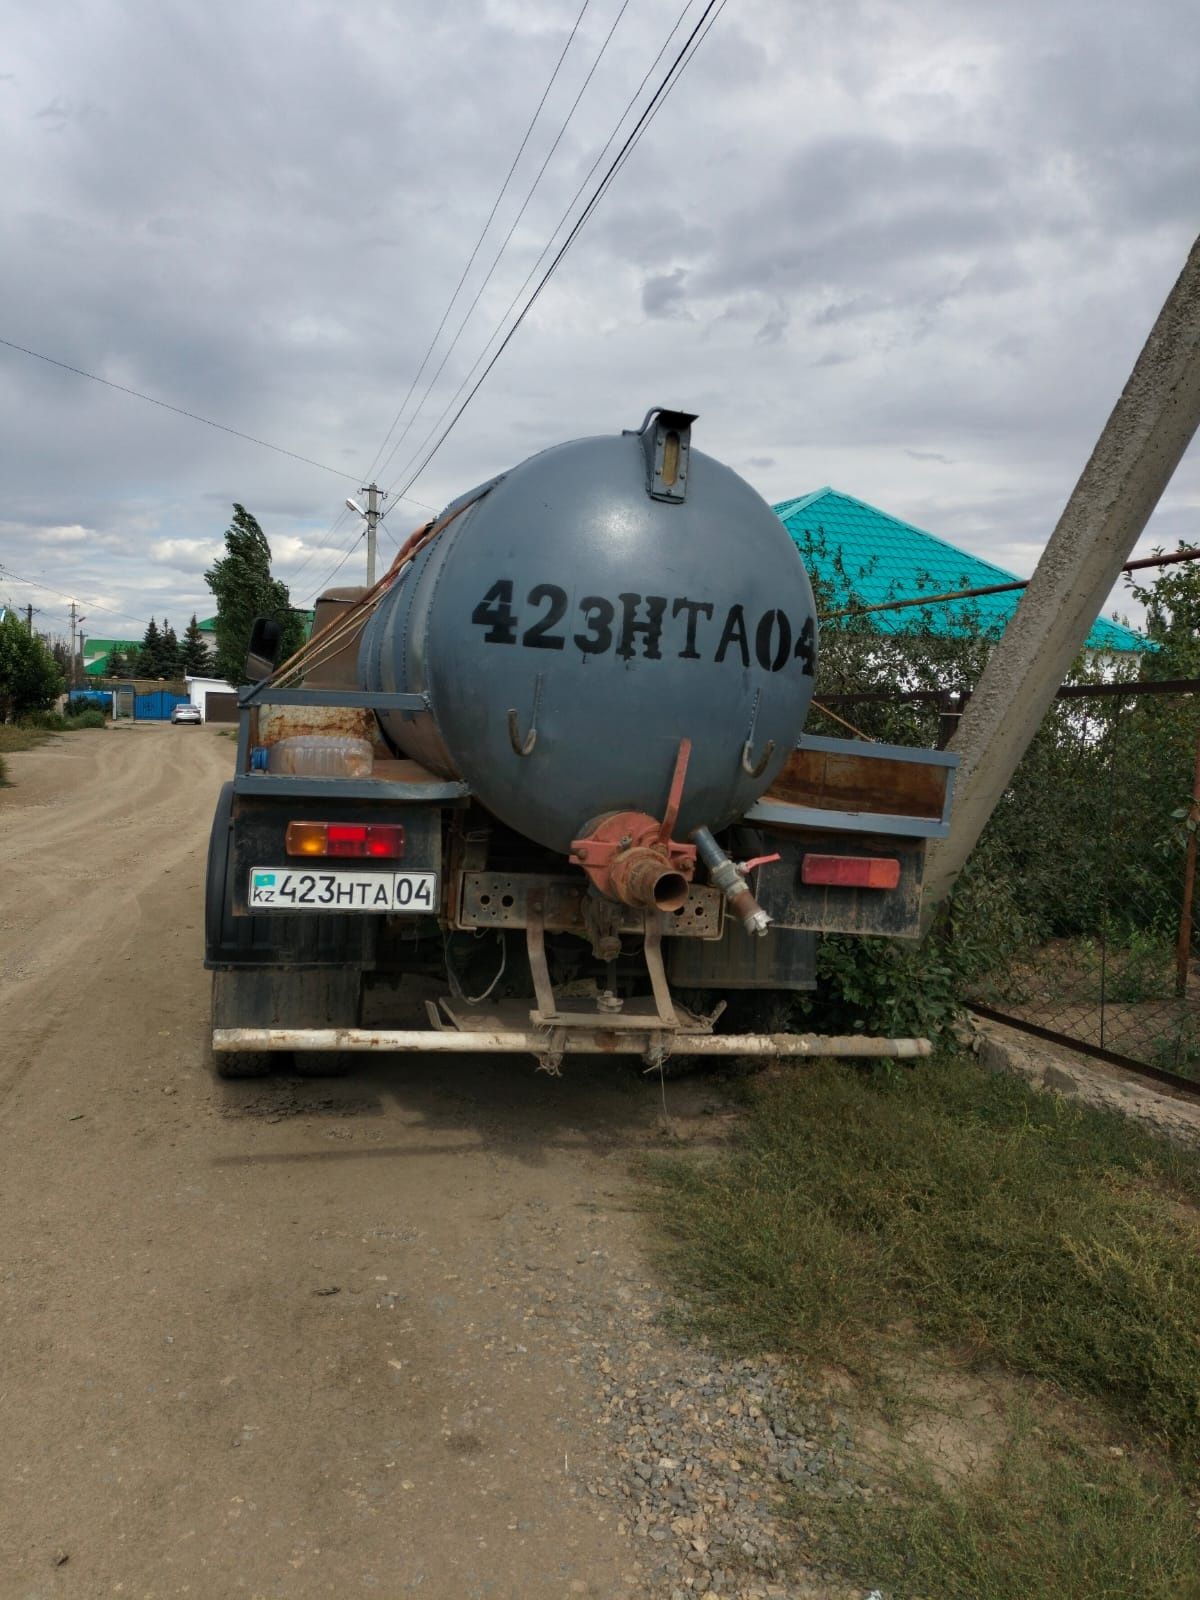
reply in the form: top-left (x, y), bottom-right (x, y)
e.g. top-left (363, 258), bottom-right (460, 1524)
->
top-left (739, 853), bottom-right (781, 873)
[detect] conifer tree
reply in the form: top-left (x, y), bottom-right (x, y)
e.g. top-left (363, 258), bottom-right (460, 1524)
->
top-left (180, 614), bottom-right (210, 675)
top-left (135, 618), bottom-right (163, 677)
top-left (160, 620), bottom-right (181, 677)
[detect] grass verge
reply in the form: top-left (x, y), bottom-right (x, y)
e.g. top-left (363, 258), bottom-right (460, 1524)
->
top-left (810, 1431), bottom-right (1199, 1600)
top-left (0, 724), bottom-right (50, 783)
top-left (645, 1054), bottom-right (1200, 1594)
top-left (0, 715), bottom-right (106, 784)
top-left (647, 1055), bottom-right (1200, 1465)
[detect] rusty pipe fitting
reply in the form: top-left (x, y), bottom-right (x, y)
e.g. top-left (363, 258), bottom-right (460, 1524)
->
top-left (610, 848), bottom-right (691, 912)
top-left (570, 811), bottom-right (697, 910)
top-left (691, 825), bottom-right (771, 937)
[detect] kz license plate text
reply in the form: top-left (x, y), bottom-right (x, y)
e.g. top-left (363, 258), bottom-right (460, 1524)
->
top-left (249, 869), bottom-right (438, 912)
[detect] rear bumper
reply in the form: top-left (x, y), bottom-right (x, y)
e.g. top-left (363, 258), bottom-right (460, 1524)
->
top-left (213, 1026), bottom-right (931, 1060)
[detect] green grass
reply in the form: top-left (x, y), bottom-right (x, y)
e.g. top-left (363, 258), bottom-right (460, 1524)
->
top-left (0, 714), bottom-right (106, 784)
top-left (18, 708), bottom-right (108, 732)
top-left (809, 1432), bottom-right (1199, 1600)
top-left (646, 1056), bottom-right (1200, 1592)
top-left (1, 723), bottom-right (51, 782)
top-left (0, 724), bottom-right (52, 754)
top-left (647, 1057), bottom-right (1200, 1468)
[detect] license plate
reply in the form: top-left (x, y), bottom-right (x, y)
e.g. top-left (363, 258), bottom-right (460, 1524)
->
top-left (248, 868), bottom-right (438, 913)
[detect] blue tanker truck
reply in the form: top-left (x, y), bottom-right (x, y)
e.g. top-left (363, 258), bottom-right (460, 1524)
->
top-left (205, 409), bottom-right (956, 1076)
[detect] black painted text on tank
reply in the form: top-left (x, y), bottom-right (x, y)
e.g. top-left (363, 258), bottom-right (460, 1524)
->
top-left (469, 580), bottom-right (814, 675)
top-left (616, 593), bottom-right (667, 660)
top-left (672, 597), bottom-right (714, 659)
top-left (574, 596), bottom-right (614, 654)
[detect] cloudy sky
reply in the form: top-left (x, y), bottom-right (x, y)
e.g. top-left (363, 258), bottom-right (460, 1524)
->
top-left (1, 0), bottom-right (1196, 651)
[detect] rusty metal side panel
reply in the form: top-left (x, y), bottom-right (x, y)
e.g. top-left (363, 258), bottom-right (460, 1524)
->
top-left (257, 703), bottom-right (378, 748)
top-left (456, 871), bottom-right (723, 939)
top-left (764, 744), bottom-right (949, 821)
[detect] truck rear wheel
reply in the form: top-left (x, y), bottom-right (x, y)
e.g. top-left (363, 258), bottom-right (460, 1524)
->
top-left (209, 966), bottom-right (363, 1079)
top-left (292, 1051), bottom-right (354, 1078)
top-left (209, 970), bottom-right (279, 1079)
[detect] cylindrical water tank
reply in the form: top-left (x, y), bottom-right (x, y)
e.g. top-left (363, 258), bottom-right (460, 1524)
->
top-left (359, 412), bottom-right (818, 854)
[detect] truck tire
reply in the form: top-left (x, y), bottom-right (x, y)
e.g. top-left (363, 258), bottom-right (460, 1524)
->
top-left (292, 1051), bottom-right (354, 1078)
top-left (204, 782), bottom-right (367, 1078)
top-left (209, 971), bottom-right (276, 1079)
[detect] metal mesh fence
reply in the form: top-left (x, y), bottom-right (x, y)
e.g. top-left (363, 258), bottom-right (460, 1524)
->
top-left (960, 685), bottom-right (1200, 1079)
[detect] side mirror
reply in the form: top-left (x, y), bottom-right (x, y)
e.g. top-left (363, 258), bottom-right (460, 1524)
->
top-left (244, 616), bottom-right (283, 682)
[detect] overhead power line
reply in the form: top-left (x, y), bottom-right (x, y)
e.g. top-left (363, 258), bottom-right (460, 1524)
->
top-left (0, 335), bottom-right (365, 484)
top-left (360, 0), bottom-right (596, 487)
top-left (301, 524), bottom-right (368, 604)
top-left (0, 564), bottom-right (153, 629)
top-left (370, 0), bottom-right (632, 490)
top-left (283, 506), bottom-right (358, 595)
top-left (384, 0), bottom-right (729, 509)
top-left (378, 2), bottom-right (703, 517)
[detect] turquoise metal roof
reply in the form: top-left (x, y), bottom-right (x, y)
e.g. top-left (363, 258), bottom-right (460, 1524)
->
top-left (774, 487), bottom-right (1145, 653)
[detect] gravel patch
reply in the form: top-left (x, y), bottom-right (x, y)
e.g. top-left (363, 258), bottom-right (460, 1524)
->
top-left (496, 1198), bottom-right (877, 1599)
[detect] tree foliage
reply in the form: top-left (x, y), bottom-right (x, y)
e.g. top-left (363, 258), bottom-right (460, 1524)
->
top-left (134, 617), bottom-right (181, 679)
top-left (787, 531), bottom-right (1197, 1038)
top-left (0, 612), bottom-right (64, 720)
top-left (180, 614), bottom-right (210, 675)
top-left (204, 505), bottom-right (305, 684)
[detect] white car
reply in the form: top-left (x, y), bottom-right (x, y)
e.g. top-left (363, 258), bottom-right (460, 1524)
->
top-left (171, 703), bottom-right (203, 725)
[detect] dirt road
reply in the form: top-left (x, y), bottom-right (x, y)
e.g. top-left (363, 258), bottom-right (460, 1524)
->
top-left (0, 726), bottom-right (702, 1599)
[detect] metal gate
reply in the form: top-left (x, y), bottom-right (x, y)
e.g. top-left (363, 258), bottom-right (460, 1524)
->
top-left (134, 690), bottom-right (189, 721)
top-left (203, 692), bottom-right (239, 724)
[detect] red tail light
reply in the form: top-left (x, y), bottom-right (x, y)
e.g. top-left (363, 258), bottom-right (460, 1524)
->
top-left (802, 854), bottom-right (901, 890)
top-left (286, 821), bottom-right (406, 859)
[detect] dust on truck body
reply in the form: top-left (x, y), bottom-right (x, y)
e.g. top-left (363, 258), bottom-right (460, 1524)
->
top-left (206, 410), bottom-right (956, 1075)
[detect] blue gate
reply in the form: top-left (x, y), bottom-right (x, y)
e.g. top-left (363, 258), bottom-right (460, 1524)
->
top-left (134, 690), bottom-right (189, 721)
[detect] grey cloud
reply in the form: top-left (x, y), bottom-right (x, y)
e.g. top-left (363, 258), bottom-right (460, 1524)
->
top-left (1, 0), bottom-right (1197, 639)
top-left (642, 267), bottom-right (690, 318)
top-left (756, 303), bottom-right (789, 344)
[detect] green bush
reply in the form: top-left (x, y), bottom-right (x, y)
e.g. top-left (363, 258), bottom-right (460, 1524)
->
top-left (16, 708), bottom-right (107, 732)
top-left (789, 540), bottom-right (1199, 1036)
top-left (0, 611), bottom-right (64, 720)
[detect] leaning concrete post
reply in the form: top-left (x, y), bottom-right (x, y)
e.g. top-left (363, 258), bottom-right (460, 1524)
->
top-left (922, 234), bottom-right (1200, 932)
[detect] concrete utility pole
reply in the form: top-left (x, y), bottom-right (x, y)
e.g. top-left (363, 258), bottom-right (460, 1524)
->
top-left (922, 234), bottom-right (1200, 931)
top-left (25, 604), bottom-right (33, 634)
top-left (363, 483), bottom-right (384, 587)
top-left (68, 600), bottom-right (78, 688)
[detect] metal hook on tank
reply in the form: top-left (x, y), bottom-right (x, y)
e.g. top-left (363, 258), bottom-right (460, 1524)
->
top-left (507, 673), bottom-right (543, 757)
top-left (740, 689), bottom-right (776, 778)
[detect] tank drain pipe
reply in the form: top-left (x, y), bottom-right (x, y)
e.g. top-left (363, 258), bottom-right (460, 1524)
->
top-left (691, 826), bottom-right (771, 937)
